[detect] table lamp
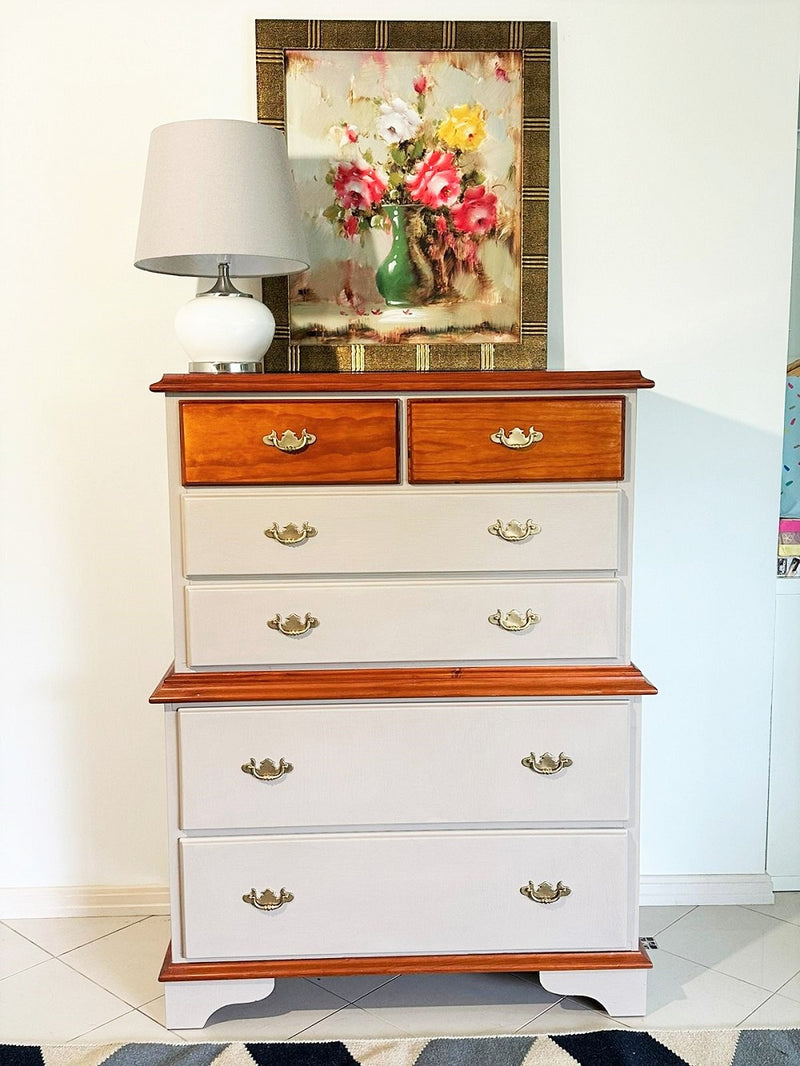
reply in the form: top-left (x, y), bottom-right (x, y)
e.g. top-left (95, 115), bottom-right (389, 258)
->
top-left (134, 119), bottom-right (309, 372)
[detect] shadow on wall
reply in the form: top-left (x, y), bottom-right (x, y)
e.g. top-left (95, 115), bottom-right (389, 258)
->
top-left (632, 391), bottom-right (782, 876)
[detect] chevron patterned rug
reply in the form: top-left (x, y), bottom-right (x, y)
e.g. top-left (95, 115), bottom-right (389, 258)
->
top-left (2, 1031), bottom-right (799, 1066)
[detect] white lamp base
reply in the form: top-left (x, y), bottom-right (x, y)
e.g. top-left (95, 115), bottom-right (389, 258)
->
top-left (175, 292), bottom-right (275, 372)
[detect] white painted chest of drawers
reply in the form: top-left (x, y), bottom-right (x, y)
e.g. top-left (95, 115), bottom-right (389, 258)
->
top-left (150, 370), bottom-right (656, 1028)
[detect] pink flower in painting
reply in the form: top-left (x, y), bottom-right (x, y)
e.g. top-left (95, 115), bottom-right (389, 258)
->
top-left (413, 74), bottom-right (428, 94)
top-left (434, 214), bottom-right (448, 234)
top-left (332, 161), bottom-right (387, 211)
top-left (342, 214), bottom-right (359, 238)
top-left (451, 185), bottom-right (498, 235)
top-left (407, 150), bottom-right (461, 209)
top-left (494, 63), bottom-right (510, 82)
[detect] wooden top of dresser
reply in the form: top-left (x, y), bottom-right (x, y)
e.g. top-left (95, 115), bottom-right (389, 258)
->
top-left (151, 370), bottom-right (655, 394)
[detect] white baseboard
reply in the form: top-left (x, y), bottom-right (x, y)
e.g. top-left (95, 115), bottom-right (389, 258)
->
top-left (0, 885), bottom-right (170, 919)
top-left (770, 875), bottom-right (800, 892)
top-left (639, 873), bottom-right (774, 907)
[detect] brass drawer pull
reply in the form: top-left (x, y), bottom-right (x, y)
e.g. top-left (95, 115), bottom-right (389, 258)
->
top-left (522, 752), bottom-right (573, 775)
top-left (490, 426), bottom-right (543, 450)
top-left (242, 757), bottom-right (294, 781)
top-left (268, 613), bottom-right (319, 636)
top-left (520, 880), bottom-right (571, 904)
top-left (262, 428), bottom-right (317, 453)
top-left (264, 522), bottom-right (318, 546)
top-left (243, 887), bottom-right (294, 911)
top-left (488, 519), bottom-right (541, 542)
top-left (488, 609), bottom-right (540, 632)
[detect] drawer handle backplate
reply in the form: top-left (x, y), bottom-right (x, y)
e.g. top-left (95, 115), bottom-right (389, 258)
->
top-left (520, 880), bottom-right (571, 904)
top-left (268, 612), bottom-right (320, 636)
top-left (264, 522), bottom-right (318, 546)
top-left (488, 519), bottom-right (542, 542)
top-left (490, 426), bottom-right (543, 450)
top-left (522, 751), bottom-right (573, 775)
top-left (242, 757), bottom-right (294, 781)
top-left (262, 428), bottom-right (317, 453)
top-left (489, 609), bottom-right (541, 632)
top-left (243, 887), bottom-right (294, 911)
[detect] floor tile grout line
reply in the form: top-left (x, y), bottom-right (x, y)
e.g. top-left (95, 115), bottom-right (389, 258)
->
top-left (648, 905), bottom-right (698, 937)
top-left (774, 968), bottom-right (800, 999)
top-left (1, 914), bottom-right (153, 960)
top-left (510, 996), bottom-right (635, 1033)
top-left (741, 905), bottom-right (800, 929)
top-left (289, 1001), bottom-right (371, 1040)
top-left (305, 973), bottom-right (403, 1007)
top-left (298, 976), bottom-right (370, 1008)
top-left (35, 917), bottom-right (170, 1013)
top-left (509, 1000), bottom-right (575, 1033)
top-left (737, 990), bottom-right (779, 1029)
top-left (69, 1004), bottom-right (188, 1044)
top-left (0, 958), bottom-right (57, 984)
top-left (1, 920), bottom-right (57, 968)
top-left (651, 946), bottom-right (784, 997)
top-left (729, 906), bottom-right (800, 932)
top-left (56, 914), bottom-right (153, 957)
top-left (290, 1000), bottom-right (411, 1040)
top-left (45, 948), bottom-right (156, 1013)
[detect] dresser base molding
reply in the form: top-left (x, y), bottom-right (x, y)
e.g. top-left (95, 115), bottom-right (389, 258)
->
top-left (151, 663), bottom-right (657, 703)
top-left (159, 944), bottom-right (651, 1027)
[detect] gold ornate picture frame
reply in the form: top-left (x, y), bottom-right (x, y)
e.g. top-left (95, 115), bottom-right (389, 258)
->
top-left (256, 19), bottom-right (550, 372)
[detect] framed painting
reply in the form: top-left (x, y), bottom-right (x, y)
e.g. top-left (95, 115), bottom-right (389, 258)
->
top-left (256, 19), bottom-right (550, 372)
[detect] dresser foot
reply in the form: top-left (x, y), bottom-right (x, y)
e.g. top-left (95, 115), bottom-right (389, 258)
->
top-left (163, 977), bottom-right (276, 1029)
top-left (539, 966), bottom-right (648, 1017)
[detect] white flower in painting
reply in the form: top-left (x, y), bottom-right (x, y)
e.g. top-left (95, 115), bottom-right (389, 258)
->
top-left (376, 97), bottom-right (422, 143)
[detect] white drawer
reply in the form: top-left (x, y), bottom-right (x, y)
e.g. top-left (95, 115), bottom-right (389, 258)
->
top-left (177, 701), bottom-right (632, 830)
top-left (179, 829), bottom-right (633, 959)
top-left (184, 578), bottom-right (620, 667)
top-left (181, 490), bottom-right (621, 576)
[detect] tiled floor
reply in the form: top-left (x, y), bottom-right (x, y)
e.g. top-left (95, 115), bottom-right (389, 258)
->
top-left (1, 898), bottom-right (799, 1043)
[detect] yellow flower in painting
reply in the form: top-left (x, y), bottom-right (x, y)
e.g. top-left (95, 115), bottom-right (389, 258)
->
top-left (437, 104), bottom-right (487, 152)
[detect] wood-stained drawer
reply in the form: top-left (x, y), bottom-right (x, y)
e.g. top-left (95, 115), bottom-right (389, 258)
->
top-left (179, 829), bottom-right (633, 959)
top-left (181, 489), bottom-right (621, 576)
top-left (184, 578), bottom-right (620, 667)
top-left (180, 400), bottom-right (399, 486)
top-left (177, 701), bottom-right (632, 830)
top-left (408, 397), bottom-right (625, 483)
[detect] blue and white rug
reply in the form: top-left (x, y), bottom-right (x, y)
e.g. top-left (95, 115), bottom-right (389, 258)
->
top-left (2, 1031), bottom-right (799, 1066)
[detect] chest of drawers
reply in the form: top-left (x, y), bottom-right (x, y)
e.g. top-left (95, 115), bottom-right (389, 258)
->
top-left (150, 370), bottom-right (656, 1028)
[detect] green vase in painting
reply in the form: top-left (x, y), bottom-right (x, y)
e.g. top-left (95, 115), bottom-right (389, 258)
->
top-left (375, 204), bottom-right (419, 307)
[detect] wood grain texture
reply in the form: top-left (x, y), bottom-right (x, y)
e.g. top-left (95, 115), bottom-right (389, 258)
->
top-left (180, 399), bottom-right (399, 485)
top-left (408, 397), bottom-right (625, 483)
top-left (151, 371), bottom-right (655, 394)
top-left (159, 942), bottom-right (652, 982)
top-left (150, 664), bottom-right (657, 703)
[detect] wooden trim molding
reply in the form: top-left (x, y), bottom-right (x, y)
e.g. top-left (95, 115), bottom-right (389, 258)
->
top-left (151, 371), bottom-right (656, 394)
top-left (159, 943), bottom-right (652, 983)
top-left (150, 664), bottom-right (657, 703)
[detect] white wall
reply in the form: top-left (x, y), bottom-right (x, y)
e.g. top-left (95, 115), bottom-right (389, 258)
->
top-left (1, 0), bottom-right (798, 906)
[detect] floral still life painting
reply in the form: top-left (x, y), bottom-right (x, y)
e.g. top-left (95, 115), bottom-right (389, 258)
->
top-left (285, 50), bottom-right (523, 346)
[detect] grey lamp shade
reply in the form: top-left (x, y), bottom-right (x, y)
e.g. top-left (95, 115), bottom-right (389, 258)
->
top-left (134, 119), bottom-right (309, 277)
